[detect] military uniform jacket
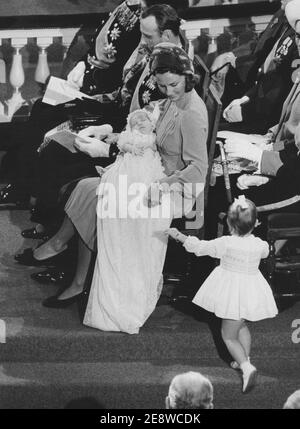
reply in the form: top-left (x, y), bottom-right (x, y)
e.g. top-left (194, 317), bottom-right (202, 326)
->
top-left (82, 1), bottom-right (141, 96)
top-left (245, 9), bottom-right (289, 87)
top-left (243, 26), bottom-right (298, 129)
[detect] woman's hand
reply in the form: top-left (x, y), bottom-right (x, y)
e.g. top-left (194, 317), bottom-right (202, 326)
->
top-left (145, 183), bottom-right (161, 208)
top-left (77, 124), bottom-right (113, 141)
top-left (165, 228), bottom-right (187, 243)
top-left (133, 146), bottom-right (145, 156)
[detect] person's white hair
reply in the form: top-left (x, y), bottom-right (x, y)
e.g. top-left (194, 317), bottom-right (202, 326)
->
top-left (283, 389), bottom-right (300, 409)
top-left (285, 0), bottom-right (300, 30)
top-left (166, 371), bottom-right (214, 409)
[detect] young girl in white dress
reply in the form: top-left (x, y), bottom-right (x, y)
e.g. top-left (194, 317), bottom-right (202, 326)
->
top-left (166, 195), bottom-right (278, 393)
top-left (84, 107), bottom-right (172, 334)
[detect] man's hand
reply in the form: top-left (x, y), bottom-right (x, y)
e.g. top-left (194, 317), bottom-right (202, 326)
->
top-left (74, 136), bottom-right (110, 158)
top-left (224, 139), bottom-right (263, 163)
top-left (223, 96), bottom-right (249, 123)
top-left (67, 61), bottom-right (86, 89)
top-left (77, 124), bottom-right (113, 141)
top-left (237, 174), bottom-right (270, 190)
top-left (132, 146), bottom-right (145, 156)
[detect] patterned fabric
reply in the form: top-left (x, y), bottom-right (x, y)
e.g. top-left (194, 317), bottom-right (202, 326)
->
top-left (263, 30), bottom-right (294, 73)
top-left (120, 54), bottom-right (150, 111)
top-left (150, 43), bottom-right (194, 76)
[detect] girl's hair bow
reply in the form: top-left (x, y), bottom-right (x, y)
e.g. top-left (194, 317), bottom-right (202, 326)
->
top-left (232, 195), bottom-right (248, 210)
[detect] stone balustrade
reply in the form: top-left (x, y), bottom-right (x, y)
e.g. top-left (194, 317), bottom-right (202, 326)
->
top-left (0, 13), bottom-right (272, 122)
top-left (182, 14), bottom-right (272, 57)
top-left (0, 27), bottom-right (78, 121)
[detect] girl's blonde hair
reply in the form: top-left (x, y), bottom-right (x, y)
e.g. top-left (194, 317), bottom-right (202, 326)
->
top-left (227, 196), bottom-right (257, 236)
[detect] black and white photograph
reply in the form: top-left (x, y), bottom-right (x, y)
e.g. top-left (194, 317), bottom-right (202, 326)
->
top-left (0, 0), bottom-right (300, 415)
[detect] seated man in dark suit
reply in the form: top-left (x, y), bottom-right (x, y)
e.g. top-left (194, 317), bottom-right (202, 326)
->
top-left (221, 0), bottom-right (298, 135)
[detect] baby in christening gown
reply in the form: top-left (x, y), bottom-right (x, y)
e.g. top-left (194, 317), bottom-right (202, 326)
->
top-left (83, 107), bottom-right (172, 334)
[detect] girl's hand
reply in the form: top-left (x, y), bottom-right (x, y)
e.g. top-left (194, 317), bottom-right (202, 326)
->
top-left (165, 228), bottom-right (187, 243)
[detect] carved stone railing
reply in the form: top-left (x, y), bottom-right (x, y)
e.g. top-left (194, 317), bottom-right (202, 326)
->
top-left (181, 14), bottom-right (272, 57)
top-left (0, 27), bottom-right (79, 122)
top-left (0, 13), bottom-right (271, 122)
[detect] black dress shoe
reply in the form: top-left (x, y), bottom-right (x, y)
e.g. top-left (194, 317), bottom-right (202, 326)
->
top-left (42, 292), bottom-right (83, 308)
top-left (21, 227), bottom-right (49, 240)
top-left (31, 269), bottom-right (68, 285)
top-left (0, 184), bottom-right (29, 208)
top-left (15, 247), bottom-right (66, 267)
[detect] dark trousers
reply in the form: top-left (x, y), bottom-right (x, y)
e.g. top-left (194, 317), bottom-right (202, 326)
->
top-left (32, 141), bottom-right (113, 228)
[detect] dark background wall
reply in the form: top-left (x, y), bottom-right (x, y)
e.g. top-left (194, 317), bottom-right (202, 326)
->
top-left (0, 0), bottom-right (120, 16)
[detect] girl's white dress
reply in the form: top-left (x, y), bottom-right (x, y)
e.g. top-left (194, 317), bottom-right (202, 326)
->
top-left (184, 235), bottom-right (278, 321)
top-left (83, 129), bottom-right (172, 334)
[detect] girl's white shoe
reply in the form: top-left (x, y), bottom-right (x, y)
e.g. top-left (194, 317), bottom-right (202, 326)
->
top-left (242, 364), bottom-right (257, 393)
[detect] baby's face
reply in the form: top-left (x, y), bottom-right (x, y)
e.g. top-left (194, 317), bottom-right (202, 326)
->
top-left (130, 111), bottom-right (153, 135)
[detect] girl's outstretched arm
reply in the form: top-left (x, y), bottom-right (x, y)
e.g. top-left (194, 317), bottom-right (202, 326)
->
top-left (165, 228), bottom-right (187, 243)
top-left (166, 227), bottom-right (227, 259)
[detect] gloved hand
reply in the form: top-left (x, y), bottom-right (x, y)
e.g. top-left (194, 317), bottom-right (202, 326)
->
top-left (224, 139), bottom-right (263, 163)
top-left (74, 136), bottom-right (110, 158)
top-left (223, 96), bottom-right (249, 123)
top-left (67, 61), bottom-right (86, 89)
top-left (237, 174), bottom-right (270, 190)
top-left (77, 124), bottom-right (113, 140)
